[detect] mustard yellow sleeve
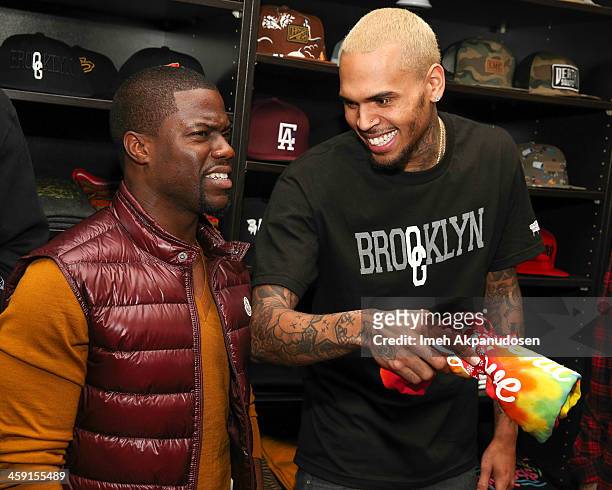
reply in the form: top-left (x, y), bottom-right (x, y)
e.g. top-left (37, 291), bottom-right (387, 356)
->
top-left (0, 259), bottom-right (88, 489)
top-left (249, 388), bottom-right (263, 460)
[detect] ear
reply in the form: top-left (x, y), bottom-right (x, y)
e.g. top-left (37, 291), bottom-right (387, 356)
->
top-left (123, 131), bottom-right (152, 166)
top-left (426, 63), bottom-right (446, 103)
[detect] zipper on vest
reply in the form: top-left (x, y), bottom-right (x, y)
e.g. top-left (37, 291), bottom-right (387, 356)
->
top-left (208, 257), bottom-right (255, 488)
top-left (184, 263), bottom-right (203, 490)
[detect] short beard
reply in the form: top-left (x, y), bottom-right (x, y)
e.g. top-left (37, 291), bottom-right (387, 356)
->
top-left (198, 179), bottom-right (229, 217)
top-left (369, 93), bottom-right (427, 172)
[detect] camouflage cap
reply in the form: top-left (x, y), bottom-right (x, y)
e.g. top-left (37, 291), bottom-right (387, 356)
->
top-left (518, 142), bottom-right (585, 189)
top-left (514, 52), bottom-right (580, 96)
top-left (442, 38), bottom-right (515, 88)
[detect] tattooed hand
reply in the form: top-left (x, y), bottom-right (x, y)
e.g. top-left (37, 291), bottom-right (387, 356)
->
top-left (362, 309), bottom-right (480, 385)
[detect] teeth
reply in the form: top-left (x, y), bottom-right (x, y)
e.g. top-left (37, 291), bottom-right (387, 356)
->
top-left (368, 130), bottom-right (397, 147)
top-left (206, 172), bottom-right (229, 180)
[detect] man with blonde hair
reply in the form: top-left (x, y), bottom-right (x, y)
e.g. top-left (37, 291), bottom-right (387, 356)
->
top-left (251, 8), bottom-right (542, 490)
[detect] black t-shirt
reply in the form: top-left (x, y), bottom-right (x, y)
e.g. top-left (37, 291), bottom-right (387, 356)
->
top-left (252, 112), bottom-right (544, 488)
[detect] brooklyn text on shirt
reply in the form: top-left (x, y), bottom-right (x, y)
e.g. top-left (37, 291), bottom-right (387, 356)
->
top-left (354, 207), bottom-right (485, 286)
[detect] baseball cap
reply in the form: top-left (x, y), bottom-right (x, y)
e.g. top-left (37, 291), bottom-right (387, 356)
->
top-left (257, 5), bottom-right (327, 61)
top-left (582, 62), bottom-right (612, 100)
top-left (518, 142), bottom-right (585, 190)
top-left (0, 33), bottom-right (93, 96)
top-left (514, 52), bottom-right (581, 96)
top-left (248, 98), bottom-right (309, 162)
top-left (442, 38), bottom-right (516, 88)
top-left (238, 197), bottom-right (268, 267)
top-left (72, 168), bottom-right (119, 210)
top-left (516, 229), bottom-right (569, 277)
top-left (117, 46), bottom-right (205, 85)
top-left (73, 45), bottom-right (118, 99)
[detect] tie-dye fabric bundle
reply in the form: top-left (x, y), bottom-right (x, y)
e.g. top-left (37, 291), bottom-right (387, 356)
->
top-left (379, 328), bottom-right (581, 442)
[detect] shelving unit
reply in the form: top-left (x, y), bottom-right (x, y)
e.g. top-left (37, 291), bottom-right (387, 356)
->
top-left (2, 0), bottom-right (255, 180)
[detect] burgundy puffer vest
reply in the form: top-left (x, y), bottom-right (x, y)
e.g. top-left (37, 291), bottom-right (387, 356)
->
top-left (3, 183), bottom-right (256, 489)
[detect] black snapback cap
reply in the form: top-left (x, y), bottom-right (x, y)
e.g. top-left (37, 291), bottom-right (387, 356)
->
top-left (73, 45), bottom-right (118, 99)
top-left (117, 46), bottom-right (205, 87)
top-left (0, 33), bottom-right (92, 97)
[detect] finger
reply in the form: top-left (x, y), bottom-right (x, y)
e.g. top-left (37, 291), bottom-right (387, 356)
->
top-left (495, 477), bottom-right (509, 490)
top-left (388, 360), bottom-right (426, 385)
top-left (423, 352), bottom-right (447, 371)
top-left (395, 356), bottom-right (436, 382)
top-left (477, 463), bottom-right (492, 490)
top-left (406, 343), bottom-right (447, 372)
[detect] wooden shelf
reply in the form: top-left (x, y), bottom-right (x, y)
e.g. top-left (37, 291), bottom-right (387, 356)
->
top-left (528, 187), bottom-right (605, 200)
top-left (444, 82), bottom-right (612, 110)
top-left (5, 88), bottom-right (112, 110)
top-left (518, 275), bottom-right (592, 288)
top-left (256, 53), bottom-right (339, 74)
top-left (175, 0), bottom-right (243, 10)
top-left (246, 160), bottom-right (287, 174)
top-left (256, 53), bottom-right (612, 110)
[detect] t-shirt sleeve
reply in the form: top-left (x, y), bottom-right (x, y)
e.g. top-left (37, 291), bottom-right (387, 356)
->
top-left (0, 258), bottom-right (88, 479)
top-left (489, 134), bottom-right (545, 271)
top-left (251, 170), bottom-right (319, 299)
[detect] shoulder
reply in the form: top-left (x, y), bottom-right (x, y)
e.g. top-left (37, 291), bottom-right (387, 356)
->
top-left (37, 207), bottom-right (125, 264)
top-left (282, 131), bottom-right (362, 179)
top-left (446, 112), bottom-right (515, 152)
top-left (18, 258), bottom-right (70, 293)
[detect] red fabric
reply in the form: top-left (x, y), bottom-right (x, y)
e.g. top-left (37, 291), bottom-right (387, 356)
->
top-left (571, 251), bottom-right (612, 489)
top-left (3, 183), bottom-right (257, 489)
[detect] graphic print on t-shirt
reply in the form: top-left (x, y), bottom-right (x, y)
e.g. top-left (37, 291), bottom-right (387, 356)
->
top-left (354, 207), bottom-right (484, 286)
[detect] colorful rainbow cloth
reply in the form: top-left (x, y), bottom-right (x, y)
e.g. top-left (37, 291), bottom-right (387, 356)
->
top-left (379, 326), bottom-right (582, 443)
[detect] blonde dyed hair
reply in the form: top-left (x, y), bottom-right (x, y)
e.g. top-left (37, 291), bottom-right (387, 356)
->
top-left (340, 8), bottom-right (440, 76)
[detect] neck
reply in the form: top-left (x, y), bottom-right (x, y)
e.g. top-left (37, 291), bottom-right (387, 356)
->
top-left (403, 109), bottom-right (442, 173)
top-left (124, 179), bottom-right (200, 247)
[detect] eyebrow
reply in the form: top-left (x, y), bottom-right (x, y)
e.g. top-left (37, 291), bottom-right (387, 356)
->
top-left (186, 120), bottom-right (231, 132)
top-left (339, 91), bottom-right (398, 104)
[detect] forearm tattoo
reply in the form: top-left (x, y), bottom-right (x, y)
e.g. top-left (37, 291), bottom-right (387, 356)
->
top-left (484, 268), bottom-right (524, 337)
top-left (250, 285), bottom-right (362, 365)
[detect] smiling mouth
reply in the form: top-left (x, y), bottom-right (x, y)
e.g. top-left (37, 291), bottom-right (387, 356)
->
top-left (364, 129), bottom-right (399, 153)
top-left (205, 172), bottom-right (229, 180)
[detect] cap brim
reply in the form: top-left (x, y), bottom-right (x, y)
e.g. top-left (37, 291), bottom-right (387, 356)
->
top-left (516, 264), bottom-right (570, 277)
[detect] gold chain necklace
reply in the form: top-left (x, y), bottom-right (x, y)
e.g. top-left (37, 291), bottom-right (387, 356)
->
top-left (435, 116), bottom-right (446, 166)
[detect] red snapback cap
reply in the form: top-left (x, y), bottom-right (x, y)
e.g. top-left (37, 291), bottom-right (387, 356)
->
top-left (516, 229), bottom-right (569, 277)
top-left (248, 98), bottom-right (309, 162)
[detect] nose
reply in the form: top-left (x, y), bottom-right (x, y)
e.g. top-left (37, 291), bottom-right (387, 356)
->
top-left (356, 107), bottom-right (379, 132)
top-left (211, 135), bottom-right (235, 161)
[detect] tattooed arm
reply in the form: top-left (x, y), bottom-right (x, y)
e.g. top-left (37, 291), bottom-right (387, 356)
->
top-left (478, 267), bottom-right (521, 490)
top-left (484, 267), bottom-right (524, 337)
top-left (250, 284), bottom-right (363, 365)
